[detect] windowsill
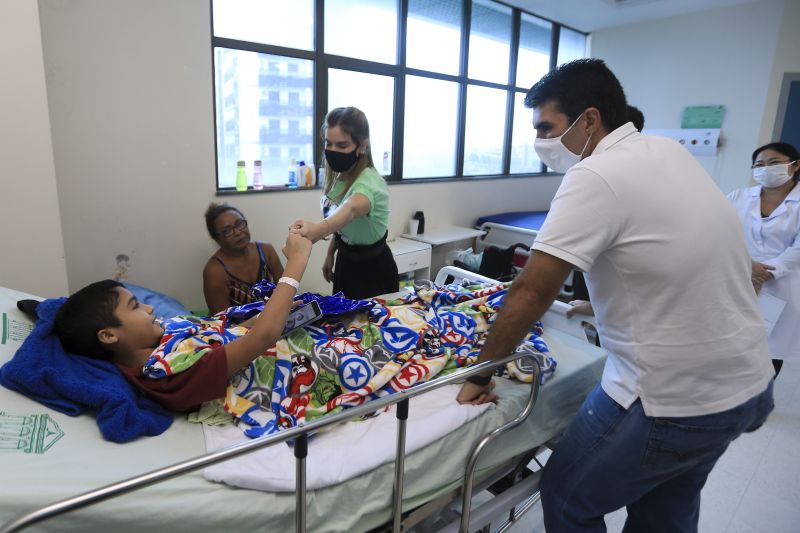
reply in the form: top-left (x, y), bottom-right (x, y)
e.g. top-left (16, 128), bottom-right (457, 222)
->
top-left (386, 172), bottom-right (562, 185)
top-left (216, 185), bottom-right (323, 196)
top-left (215, 172), bottom-right (562, 195)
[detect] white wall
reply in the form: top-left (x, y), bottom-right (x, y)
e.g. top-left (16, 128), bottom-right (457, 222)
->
top-left (758, 0), bottom-right (800, 144)
top-left (38, 0), bottom-right (561, 309)
top-left (39, 0), bottom-right (217, 309)
top-left (0, 0), bottom-right (68, 298)
top-left (591, 0), bottom-right (788, 194)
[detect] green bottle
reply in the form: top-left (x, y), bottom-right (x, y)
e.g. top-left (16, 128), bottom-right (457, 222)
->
top-left (235, 160), bottom-right (248, 192)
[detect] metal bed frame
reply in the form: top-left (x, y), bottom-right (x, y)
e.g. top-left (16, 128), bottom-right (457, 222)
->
top-left (475, 222), bottom-right (540, 255)
top-left (0, 356), bottom-right (540, 533)
top-left (475, 221), bottom-right (575, 299)
top-left (1, 268), bottom-right (549, 533)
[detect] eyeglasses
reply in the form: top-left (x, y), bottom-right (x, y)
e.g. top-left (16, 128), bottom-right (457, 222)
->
top-left (751, 159), bottom-right (796, 169)
top-left (219, 218), bottom-right (248, 238)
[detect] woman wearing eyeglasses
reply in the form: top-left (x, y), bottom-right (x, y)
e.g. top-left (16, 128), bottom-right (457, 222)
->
top-left (728, 142), bottom-right (800, 375)
top-left (289, 107), bottom-right (399, 300)
top-left (202, 203), bottom-right (284, 314)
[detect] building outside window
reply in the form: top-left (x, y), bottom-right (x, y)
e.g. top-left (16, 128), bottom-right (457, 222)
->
top-left (211, 0), bottom-right (587, 190)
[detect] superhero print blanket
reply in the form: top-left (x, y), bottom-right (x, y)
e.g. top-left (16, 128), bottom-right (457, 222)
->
top-left (143, 280), bottom-right (556, 438)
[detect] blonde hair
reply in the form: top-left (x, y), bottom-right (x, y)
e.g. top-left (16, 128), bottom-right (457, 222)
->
top-left (321, 107), bottom-right (377, 200)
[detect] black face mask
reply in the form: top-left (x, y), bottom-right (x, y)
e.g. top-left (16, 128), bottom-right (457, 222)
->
top-left (324, 148), bottom-right (359, 173)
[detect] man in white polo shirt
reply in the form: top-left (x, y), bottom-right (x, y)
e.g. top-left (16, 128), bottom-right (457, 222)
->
top-left (457, 59), bottom-right (774, 532)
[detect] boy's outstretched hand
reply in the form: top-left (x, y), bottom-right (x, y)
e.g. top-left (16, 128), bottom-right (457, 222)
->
top-left (283, 233), bottom-right (313, 263)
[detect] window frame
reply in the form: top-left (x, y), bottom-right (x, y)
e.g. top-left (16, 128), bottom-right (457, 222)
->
top-left (210, 0), bottom-right (588, 192)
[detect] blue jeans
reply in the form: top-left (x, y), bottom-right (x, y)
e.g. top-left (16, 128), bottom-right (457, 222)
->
top-left (540, 380), bottom-right (774, 533)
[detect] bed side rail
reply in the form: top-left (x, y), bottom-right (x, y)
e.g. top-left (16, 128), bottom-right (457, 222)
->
top-left (434, 265), bottom-right (502, 286)
top-left (477, 222), bottom-right (539, 244)
top-left (543, 300), bottom-right (598, 342)
top-left (0, 352), bottom-right (541, 533)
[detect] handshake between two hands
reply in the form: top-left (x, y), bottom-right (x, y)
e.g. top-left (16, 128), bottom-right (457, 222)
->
top-left (281, 228), bottom-right (313, 264)
top-left (288, 219), bottom-right (328, 243)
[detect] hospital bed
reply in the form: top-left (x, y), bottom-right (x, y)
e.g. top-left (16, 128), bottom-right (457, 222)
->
top-left (475, 211), bottom-right (548, 255)
top-left (475, 211), bottom-right (576, 297)
top-left (0, 269), bottom-right (605, 532)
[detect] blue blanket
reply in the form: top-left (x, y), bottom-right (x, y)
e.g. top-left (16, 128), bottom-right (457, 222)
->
top-left (0, 298), bottom-right (173, 442)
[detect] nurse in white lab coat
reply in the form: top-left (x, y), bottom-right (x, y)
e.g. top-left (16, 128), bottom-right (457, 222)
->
top-left (728, 142), bottom-right (800, 374)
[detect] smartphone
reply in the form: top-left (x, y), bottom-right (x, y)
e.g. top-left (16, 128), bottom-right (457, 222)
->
top-left (281, 300), bottom-right (323, 337)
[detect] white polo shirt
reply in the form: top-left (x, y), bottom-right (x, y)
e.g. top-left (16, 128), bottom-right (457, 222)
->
top-left (533, 122), bottom-right (774, 417)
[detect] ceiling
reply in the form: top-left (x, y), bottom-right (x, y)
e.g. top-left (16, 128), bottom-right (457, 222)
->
top-left (503, 0), bottom-right (763, 32)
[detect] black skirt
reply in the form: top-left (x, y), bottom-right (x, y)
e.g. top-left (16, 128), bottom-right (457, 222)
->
top-left (333, 233), bottom-right (399, 300)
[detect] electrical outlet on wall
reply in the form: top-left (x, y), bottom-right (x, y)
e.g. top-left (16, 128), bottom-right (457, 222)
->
top-left (113, 254), bottom-right (131, 281)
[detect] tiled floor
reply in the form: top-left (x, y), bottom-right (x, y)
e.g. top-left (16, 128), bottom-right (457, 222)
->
top-left (500, 362), bottom-right (800, 533)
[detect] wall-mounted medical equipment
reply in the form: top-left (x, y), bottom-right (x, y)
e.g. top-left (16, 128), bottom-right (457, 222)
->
top-left (644, 128), bottom-right (721, 157)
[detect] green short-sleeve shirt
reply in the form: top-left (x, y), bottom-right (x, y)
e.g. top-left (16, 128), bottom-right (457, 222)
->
top-left (325, 167), bottom-right (390, 245)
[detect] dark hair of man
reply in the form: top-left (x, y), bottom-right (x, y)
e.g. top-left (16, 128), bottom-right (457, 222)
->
top-left (204, 203), bottom-right (245, 240)
top-left (54, 280), bottom-right (124, 359)
top-left (524, 58), bottom-right (628, 133)
top-left (627, 105), bottom-right (645, 132)
top-left (752, 142), bottom-right (800, 182)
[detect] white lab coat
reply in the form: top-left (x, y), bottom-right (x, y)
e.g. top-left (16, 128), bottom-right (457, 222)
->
top-left (728, 183), bottom-right (800, 359)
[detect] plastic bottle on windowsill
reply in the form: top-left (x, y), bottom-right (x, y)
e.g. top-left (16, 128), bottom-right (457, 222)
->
top-left (252, 160), bottom-right (263, 190)
top-left (304, 162), bottom-right (315, 187)
top-left (288, 158), bottom-right (298, 188)
top-left (298, 161), bottom-right (307, 188)
top-left (235, 160), bottom-right (248, 192)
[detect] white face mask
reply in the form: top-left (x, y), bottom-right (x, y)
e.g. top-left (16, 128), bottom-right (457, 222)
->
top-left (752, 162), bottom-right (796, 189)
top-left (534, 113), bottom-right (593, 173)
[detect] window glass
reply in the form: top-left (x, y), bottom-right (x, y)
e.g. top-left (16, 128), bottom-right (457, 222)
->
top-left (403, 76), bottom-right (459, 178)
top-left (212, 0), bottom-right (566, 189)
top-left (510, 92), bottom-right (541, 173)
top-left (214, 48), bottom-right (314, 188)
top-left (468, 0), bottom-right (512, 84)
top-left (212, 0), bottom-right (314, 51)
top-left (557, 27), bottom-right (587, 66)
top-left (328, 69), bottom-right (395, 175)
top-left (406, 0), bottom-right (462, 76)
top-left (516, 14), bottom-right (552, 89)
top-left (463, 85), bottom-right (507, 175)
top-left (325, 0), bottom-right (397, 64)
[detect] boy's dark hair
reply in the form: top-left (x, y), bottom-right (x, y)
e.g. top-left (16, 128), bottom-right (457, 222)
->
top-left (524, 58), bottom-right (628, 133)
top-left (627, 105), bottom-right (645, 132)
top-left (55, 280), bottom-right (124, 359)
top-left (752, 142), bottom-right (800, 182)
top-left (204, 203), bottom-right (245, 240)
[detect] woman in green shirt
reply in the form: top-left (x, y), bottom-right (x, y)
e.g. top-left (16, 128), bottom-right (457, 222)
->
top-left (290, 107), bottom-right (399, 299)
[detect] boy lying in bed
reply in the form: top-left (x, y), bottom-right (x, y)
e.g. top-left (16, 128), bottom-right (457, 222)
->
top-left (54, 233), bottom-right (312, 413)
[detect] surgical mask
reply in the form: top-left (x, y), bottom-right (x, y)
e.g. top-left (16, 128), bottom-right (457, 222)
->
top-left (752, 162), bottom-right (796, 188)
top-left (534, 113), bottom-right (593, 173)
top-left (324, 148), bottom-right (359, 173)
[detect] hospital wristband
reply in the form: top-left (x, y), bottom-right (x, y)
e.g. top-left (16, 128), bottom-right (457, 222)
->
top-left (466, 373), bottom-right (493, 387)
top-left (278, 277), bottom-right (300, 291)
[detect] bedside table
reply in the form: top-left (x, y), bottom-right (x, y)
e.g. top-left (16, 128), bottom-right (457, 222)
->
top-left (388, 237), bottom-right (432, 281)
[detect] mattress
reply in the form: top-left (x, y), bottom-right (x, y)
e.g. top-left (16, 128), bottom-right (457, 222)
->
top-left (0, 286), bottom-right (605, 533)
top-left (475, 211), bottom-right (549, 232)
